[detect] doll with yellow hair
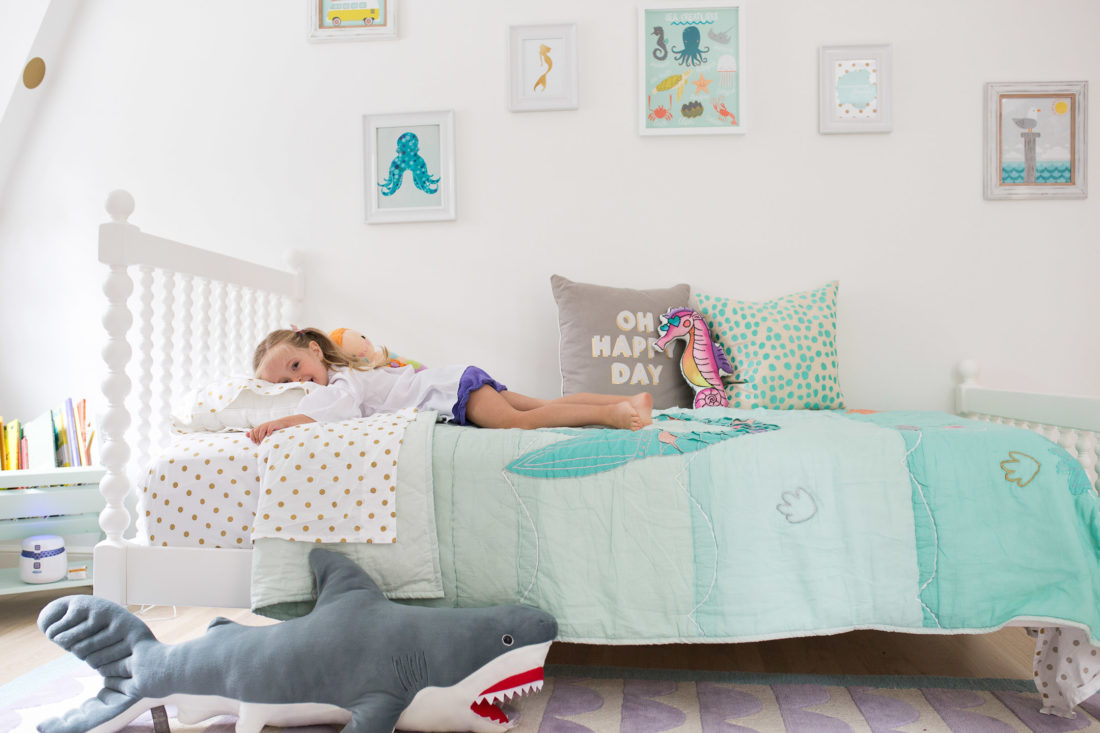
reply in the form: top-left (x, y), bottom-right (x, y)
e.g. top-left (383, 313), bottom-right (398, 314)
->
top-left (329, 328), bottom-right (424, 371)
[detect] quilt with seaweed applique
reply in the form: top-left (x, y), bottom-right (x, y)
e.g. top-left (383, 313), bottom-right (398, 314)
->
top-left (419, 407), bottom-right (1100, 649)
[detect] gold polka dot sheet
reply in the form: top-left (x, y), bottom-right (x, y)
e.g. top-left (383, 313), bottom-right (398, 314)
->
top-left (139, 431), bottom-right (262, 548)
top-left (252, 407), bottom-right (418, 544)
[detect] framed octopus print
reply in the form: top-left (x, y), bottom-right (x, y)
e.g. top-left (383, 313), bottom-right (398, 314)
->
top-left (638, 3), bottom-right (744, 136)
top-left (363, 111), bottom-right (456, 224)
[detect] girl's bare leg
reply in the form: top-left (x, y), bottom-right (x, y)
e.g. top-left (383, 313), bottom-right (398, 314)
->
top-left (468, 388), bottom-right (652, 430)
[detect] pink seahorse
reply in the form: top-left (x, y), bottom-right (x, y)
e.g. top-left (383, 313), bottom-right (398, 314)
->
top-left (654, 307), bottom-right (737, 408)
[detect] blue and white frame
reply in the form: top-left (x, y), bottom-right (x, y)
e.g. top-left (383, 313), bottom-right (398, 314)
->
top-left (818, 44), bottom-right (892, 134)
top-left (984, 81), bottom-right (1087, 200)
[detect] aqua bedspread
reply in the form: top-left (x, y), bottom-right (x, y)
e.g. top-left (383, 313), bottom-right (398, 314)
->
top-left (422, 408), bottom-right (1100, 645)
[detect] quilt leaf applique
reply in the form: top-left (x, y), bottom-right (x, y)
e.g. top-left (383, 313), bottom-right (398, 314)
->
top-left (1000, 451), bottom-right (1041, 488)
top-left (506, 420), bottom-right (779, 479)
top-left (1052, 448), bottom-right (1093, 496)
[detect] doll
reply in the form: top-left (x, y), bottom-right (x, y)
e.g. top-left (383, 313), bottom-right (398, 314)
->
top-left (329, 328), bottom-right (424, 371)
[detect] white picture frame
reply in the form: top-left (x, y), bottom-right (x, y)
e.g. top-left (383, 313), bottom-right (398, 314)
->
top-left (363, 111), bottom-right (455, 224)
top-left (983, 81), bottom-right (1087, 200)
top-left (508, 23), bottom-right (578, 112)
top-left (818, 44), bottom-right (892, 134)
top-left (638, 3), bottom-right (745, 136)
top-left (308, 0), bottom-right (397, 42)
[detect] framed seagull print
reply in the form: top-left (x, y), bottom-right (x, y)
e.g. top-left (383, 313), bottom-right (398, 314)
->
top-left (984, 81), bottom-right (1087, 200)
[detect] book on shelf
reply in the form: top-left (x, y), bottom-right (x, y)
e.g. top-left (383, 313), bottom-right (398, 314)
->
top-left (23, 410), bottom-right (58, 471)
top-left (0, 397), bottom-right (96, 473)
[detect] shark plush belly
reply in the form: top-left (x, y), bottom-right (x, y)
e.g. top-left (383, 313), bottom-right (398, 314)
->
top-left (36, 549), bottom-right (557, 733)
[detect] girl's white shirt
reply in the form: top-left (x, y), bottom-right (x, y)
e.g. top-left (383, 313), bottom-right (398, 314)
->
top-left (296, 364), bottom-right (470, 422)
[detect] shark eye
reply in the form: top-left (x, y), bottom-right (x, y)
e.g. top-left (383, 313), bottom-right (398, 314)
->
top-left (501, 634), bottom-right (514, 646)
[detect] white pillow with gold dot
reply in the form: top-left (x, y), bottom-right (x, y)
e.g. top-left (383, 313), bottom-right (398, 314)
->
top-left (173, 377), bottom-right (320, 433)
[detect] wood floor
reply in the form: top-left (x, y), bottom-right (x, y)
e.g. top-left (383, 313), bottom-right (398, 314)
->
top-left (0, 585), bottom-right (1037, 688)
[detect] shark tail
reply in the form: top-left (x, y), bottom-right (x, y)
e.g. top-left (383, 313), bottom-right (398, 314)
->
top-left (36, 595), bottom-right (160, 733)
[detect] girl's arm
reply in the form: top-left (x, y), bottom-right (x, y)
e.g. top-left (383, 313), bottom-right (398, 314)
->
top-left (247, 414), bottom-right (315, 444)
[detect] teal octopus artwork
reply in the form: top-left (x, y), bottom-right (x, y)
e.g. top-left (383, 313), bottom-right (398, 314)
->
top-left (506, 419), bottom-right (779, 479)
top-left (378, 132), bottom-right (440, 196)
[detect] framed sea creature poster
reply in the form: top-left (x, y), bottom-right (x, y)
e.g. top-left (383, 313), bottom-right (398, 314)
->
top-left (308, 0), bottom-right (396, 42)
top-left (818, 44), bottom-right (892, 134)
top-left (509, 24), bottom-right (578, 112)
top-left (363, 111), bottom-right (455, 224)
top-left (983, 81), bottom-right (1087, 200)
top-left (637, 3), bottom-right (744, 136)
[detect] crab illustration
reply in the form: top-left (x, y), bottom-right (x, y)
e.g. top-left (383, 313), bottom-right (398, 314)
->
top-left (648, 94), bottom-right (674, 122)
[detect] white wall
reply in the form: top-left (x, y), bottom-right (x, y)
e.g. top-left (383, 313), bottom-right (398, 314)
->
top-left (0, 0), bottom-right (1097, 424)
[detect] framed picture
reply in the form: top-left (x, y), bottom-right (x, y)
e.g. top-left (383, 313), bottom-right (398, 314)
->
top-left (984, 81), bottom-right (1087, 200)
top-left (308, 0), bottom-right (396, 42)
top-left (363, 111), bottom-right (455, 224)
top-left (637, 3), bottom-right (744, 136)
top-left (509, 24), bottom-right (578, 112)
top-left (818, 44), bottom-right (892, 134)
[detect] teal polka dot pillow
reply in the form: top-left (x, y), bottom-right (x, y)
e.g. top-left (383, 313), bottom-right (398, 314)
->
top-left (694, 281), bottom-right (844, 410)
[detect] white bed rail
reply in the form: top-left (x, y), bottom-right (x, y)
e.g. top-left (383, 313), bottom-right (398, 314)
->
top-left (956, 360), bottom-right (1100, 494)
top-left (94, 190), bottom-right (302, 605)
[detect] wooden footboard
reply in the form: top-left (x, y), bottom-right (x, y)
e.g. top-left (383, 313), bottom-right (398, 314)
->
top-left (94, 190), bottom-right (301, 606)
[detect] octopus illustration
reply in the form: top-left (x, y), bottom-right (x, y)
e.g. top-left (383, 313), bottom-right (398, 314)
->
top-left (651, 26), bottom-right (668, 61)
top-left (671, 26), bottom-right (710, 67)
top-left (378, 132), bottom-right (440, 196)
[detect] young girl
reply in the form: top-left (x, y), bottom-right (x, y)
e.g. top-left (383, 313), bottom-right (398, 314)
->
top-left (246, 328), bottom-right (653, 444)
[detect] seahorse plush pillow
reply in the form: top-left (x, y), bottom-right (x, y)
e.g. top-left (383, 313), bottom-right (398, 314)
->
top-left (551, 275), bottom-right (694, 409)
top-left (694, 281), bottom-right (845, 410)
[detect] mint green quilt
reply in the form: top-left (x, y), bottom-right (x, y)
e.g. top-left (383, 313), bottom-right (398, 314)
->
top-left (421, 408), bottom-right (1100, 645)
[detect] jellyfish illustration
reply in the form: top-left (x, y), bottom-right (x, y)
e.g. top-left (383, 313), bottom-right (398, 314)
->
top-left (671, 26), bottom-right (709, 67)
top-left (378, 132), bottom-right (440, 196)
top-left (717, 54), bottom-right (738, 88)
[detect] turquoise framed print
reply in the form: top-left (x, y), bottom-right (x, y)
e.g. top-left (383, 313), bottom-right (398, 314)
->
top-left (363, 111), bottom-right (456, 223)
top-left (818, 44), bottom-right (892, 134)
top-left (308, 0), bottom-right (396, 42)
top-left (983, 81), bottom-right (1087, 200)
top-left (638, 3), bottom-right (744, 136)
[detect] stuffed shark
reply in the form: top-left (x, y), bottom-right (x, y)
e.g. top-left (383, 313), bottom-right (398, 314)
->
top-left (36, 548), bottom-right (558, 733)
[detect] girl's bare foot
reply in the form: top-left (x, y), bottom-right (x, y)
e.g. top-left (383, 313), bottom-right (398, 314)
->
top-left (629, 393), bottom-right (654, 427)
top-left (609, 402), bottom-right (646, 430)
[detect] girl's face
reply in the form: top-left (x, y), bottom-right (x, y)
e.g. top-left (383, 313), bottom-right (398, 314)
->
top-left (257, 341), bottom-right (330, 386)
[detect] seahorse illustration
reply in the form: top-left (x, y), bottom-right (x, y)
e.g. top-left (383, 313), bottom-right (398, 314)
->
top-left (651, 26), bottom-right (668, 60)
top-left (533, 43), bottom-right (552, 92)
top-left (654, 307), bottom-right (739, 408)
top-left (378, 132), bottom-right (440, 196)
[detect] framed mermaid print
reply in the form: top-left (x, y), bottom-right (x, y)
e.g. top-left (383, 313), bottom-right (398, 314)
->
top-left (363, 111), bottom-right (456, 224)
top-left (508, 24), bottom-right (578, 112)
top-left (638, 3), bottom-right (744, 136)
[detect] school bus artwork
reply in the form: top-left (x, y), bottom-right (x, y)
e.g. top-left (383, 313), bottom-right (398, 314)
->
top-left (328, 1), bottom-right (380, 26)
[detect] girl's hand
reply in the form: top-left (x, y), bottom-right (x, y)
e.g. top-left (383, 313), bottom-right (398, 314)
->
top-left (247, 414), bottom-right (315, 444)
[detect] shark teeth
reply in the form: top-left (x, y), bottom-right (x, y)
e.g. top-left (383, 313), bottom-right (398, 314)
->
top-left (471, 668), bottom-right (545, 722)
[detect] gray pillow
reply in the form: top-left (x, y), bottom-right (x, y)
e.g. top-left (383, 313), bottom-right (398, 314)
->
top-left (550, 274), bottom-right (694, 409)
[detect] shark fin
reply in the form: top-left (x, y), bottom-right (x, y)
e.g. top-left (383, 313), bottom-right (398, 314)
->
top-left (310, 548), bottom-right (387, 607)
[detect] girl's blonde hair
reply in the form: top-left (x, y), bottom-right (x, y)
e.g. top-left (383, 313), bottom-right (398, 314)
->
top-left (252, 327), bottom-right (389, 375)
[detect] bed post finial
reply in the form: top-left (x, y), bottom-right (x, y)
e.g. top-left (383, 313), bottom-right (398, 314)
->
top-left (105, 189), bottom-right (135, 223)
top-left (957, 359), bottom-right (980, 386)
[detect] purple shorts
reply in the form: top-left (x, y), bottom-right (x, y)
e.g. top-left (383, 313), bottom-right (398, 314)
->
top-left (452, 366), bottom-right (508, 426)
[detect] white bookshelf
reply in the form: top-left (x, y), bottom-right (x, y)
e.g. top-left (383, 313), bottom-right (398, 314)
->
top-left (0, 466), bottom-right (104, 596)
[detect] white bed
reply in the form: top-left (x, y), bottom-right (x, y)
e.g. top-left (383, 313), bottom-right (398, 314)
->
top-left (92, 190), bottom-right (1100, 716)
